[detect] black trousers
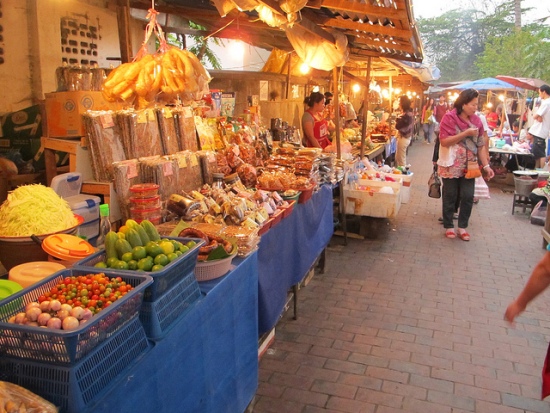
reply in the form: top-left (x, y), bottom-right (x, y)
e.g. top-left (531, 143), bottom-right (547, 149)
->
top-left (441, 176), bottom-right (475, 229)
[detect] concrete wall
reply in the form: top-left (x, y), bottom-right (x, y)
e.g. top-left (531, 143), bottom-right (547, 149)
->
top-left (1, 0), bottom-right (146, 113)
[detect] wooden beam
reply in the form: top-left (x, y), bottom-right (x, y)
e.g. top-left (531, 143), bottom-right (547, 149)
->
top-left (116, 0), bottom-right (133, 63)
top-left (313, 0), bottom-right (408, 20)
top-left (352, 36), bottom-right (416, 54)
top-left (303, 9), bottom-right (411, 39)
top-left (297, 15), bottom-right (336, 44)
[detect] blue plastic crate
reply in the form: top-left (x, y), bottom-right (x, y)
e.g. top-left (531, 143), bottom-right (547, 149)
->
top-left (139, 270), bottom-right (202, 340)
top-left (75, 237), bottom-right (204, 302)
top-left (0, 268), bottom-right (152, 365)
top-left (0, 317), bottom-right (151, 413)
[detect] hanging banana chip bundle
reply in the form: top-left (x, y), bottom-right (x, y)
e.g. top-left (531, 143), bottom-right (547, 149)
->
top-left (102, 8), bottom-right (211, 109)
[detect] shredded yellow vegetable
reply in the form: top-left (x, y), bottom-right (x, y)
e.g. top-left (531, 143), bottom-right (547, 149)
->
top-left (0, 184), bottom-right (78, 237)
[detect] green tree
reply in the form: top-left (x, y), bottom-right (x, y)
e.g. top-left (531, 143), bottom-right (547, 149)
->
top-left (165, 23), bottom-right (223, 70)
top-left (417, 1), bottom-right (516, 82)
top-left (476, 24), bottom-right (550, 81)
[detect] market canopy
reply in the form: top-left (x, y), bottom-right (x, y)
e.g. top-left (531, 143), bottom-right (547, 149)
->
top-left (443, 77), bottom-right (520, 92)
top-left (127, 0), bottom-right (424, 71)
top-left (495, 76), bottom-right (548, 91)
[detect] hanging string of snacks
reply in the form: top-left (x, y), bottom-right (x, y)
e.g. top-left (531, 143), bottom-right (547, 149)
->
top-left (102, 4), bottom-right (211, 109)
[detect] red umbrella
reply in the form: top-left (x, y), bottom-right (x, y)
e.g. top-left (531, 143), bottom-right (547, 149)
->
top-left (496, 75), bottom-right (547, 91)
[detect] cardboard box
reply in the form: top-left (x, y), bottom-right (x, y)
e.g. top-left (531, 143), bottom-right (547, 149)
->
top-left (45, 91), bottom-right (113, 138)
top-left (344, 182), bottom-right (401, 218)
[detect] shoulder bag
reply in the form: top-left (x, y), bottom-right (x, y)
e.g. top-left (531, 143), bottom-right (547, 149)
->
top-left (428, 166), bottom-right (441, 199)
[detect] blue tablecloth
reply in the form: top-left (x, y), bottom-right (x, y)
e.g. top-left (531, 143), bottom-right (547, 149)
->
top-left (88, 252), bottom-right (259, 413)
top-left (257, 185), bottom-right (334, 335)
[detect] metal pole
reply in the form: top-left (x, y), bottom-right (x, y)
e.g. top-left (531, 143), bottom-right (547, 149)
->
top-left (333, 67), bottom-right (341, 159)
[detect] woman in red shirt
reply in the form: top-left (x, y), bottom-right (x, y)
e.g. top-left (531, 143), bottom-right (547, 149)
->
top-left (484, 107), bottom-right (498, 130)
top-left (302, 92), bottom-right (334, 149)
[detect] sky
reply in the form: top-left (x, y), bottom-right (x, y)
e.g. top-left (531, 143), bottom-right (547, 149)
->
top-left (411, 0), bottom-right (550, 24)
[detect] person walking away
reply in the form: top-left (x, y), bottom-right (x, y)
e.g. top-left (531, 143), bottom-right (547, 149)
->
top-left (437, 88), bottom-right (494, 241)
top-left (422, 98), bottom-right (436, 143)
top-left (505, 250), bottom-right (550, 399)
top-left (394, 95), bottom-right (414, 167)
top-left (302, 92), bottom-right (334, 149)
top-left (434, 95), bottom-right (449, 128)
top-left (527, 84), bottom-right (550, 169)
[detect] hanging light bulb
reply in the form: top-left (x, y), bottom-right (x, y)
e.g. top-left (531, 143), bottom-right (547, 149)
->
top-left (394, 88), bottom-right (402, 95)
top-left (312, 86), bottom-right (320, 92)
top-left (299, 63), bottom-right (310, 74)
top-left (352, 83), bottom-right (361, 94)
top-left (229, 40), bottom-right (245, 57)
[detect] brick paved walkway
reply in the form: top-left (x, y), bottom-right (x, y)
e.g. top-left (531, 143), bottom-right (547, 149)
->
top-left (253, 140), bottom-right (550, 413)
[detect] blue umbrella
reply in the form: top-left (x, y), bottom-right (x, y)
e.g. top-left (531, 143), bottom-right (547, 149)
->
top-left (445, 77), bottom-right (520, 91)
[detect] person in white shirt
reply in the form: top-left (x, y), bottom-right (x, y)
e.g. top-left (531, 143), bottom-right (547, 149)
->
top-left (528, 84), bottom-right (550, 168)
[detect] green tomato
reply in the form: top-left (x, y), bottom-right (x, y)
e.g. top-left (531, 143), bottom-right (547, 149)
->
top-left (159, 241), bottom-right (175, 255)
top-left (151, 264), bottom-right (164, 272)
top-left (145, 243), bottom-right (163, 258)
top-left (167, 252), bottom-right (178, 262)
top-left (127, 259), bottom-right (138, 270)
top-left (113, 260), bottom-right (129, 270)
top-left (121, 252), bottom-right (134, 263)
top-left (137, 257), bottom-right (153, 272)
top-left (106, 257), bottom-right (119, 268)
top-left (185, 241), bottom-right (196, 249)
top-left (154, 254), bottom-right (169, 266)
top-left (179, 245), bottom-right (189, 254)
top-left (94, 261), bottom-right (108, 268)
top-left (132, 246), bottom-right (147, 261)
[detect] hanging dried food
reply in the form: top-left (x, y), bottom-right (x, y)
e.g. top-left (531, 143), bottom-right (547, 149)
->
top-left (101, 8), bottom-right (211, 109)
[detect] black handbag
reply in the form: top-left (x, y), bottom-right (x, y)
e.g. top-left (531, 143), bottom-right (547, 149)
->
top-left (428, 167), bottom-right (441, 199)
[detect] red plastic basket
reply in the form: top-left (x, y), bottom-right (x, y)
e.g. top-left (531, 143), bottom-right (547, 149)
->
top-left (280, 200), bottom-right (296, 219)
top-left (298, 186), bottom-right (314, 203)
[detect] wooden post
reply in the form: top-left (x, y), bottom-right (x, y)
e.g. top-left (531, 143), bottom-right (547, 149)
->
top-left (116, 0), bottom-right (133, 63)
top-left (333, 67), bottom-right (341, 159)
top-left (360, 57), bottom-right (372, 160)
top-left (285, 53), bottom-right (292, 99)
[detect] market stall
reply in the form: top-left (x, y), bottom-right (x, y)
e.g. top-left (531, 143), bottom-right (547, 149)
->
top-left (258, 185), bottom-right (333, 335)
top-left (87, 253), bottom-right (259, 413)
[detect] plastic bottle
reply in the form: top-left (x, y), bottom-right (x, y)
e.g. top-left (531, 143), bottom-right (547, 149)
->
top-left (95, 204), bottom-right (111, 249)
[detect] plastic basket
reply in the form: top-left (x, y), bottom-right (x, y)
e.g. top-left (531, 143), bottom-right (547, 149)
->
top-left (258, 219), bottom-right (272, 236)
top-left (0, 317), bottom-right (150, 413)
top-left (194, 253), bottom-right (236, 282)
top-left (0, 268), bottom-right (152, 365)
top-left (281, 200), bottom-right (296, 219)
top-left (139, 272), bottom-right (202, 340)
top-left (270, 209), bottom-right (283, 228)
top-left (298, 186), bottom-right (315, 204)
top-left (514, 177), bottom-right (537, 196)
top-left (74, 237), bottom-right (204, 302)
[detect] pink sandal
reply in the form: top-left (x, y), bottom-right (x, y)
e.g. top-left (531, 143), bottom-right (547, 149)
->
top-left (457, 230), bottom-right (470, 241)
top-left (445, 229), bottom-right (456, 239)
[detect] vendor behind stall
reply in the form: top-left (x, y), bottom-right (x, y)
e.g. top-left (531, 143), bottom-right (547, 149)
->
top-left (302, 92), bottom-right (335, 149)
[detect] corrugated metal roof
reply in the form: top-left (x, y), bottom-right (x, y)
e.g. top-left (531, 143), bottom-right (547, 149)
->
top-left (128, 0), bottom-right (423, 63)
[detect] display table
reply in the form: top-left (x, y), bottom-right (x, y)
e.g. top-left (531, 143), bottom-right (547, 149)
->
top-left (257, 184), bottom-right (334, 335)
top-left (489, 147), bottom-right (534, 170)
top-left (87, 252), bottom-right (259, 413)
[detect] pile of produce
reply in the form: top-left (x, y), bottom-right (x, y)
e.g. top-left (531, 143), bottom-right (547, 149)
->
top-left (8, 273), bottom-right (132, 330)
top-left (0, 184), bottom-right (78, 237)
top-left (0, 381), bottom-right (58, 413)
top-left (96, 219), bottom-right (197, 272)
